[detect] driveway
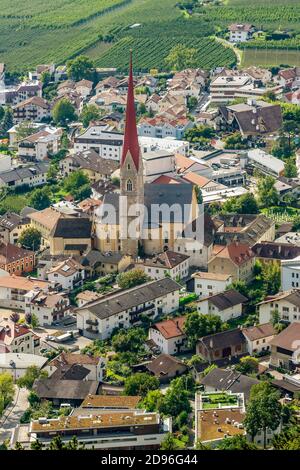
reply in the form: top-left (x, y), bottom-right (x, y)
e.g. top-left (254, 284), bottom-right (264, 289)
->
top-left (0, 386), bottom-right (29, 444)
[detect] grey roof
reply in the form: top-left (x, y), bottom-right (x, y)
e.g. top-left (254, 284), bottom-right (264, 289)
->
top-left (33, 378), bottom-right (98, 400)
top-left (206, 289), bottom-right (248, 311)
top-left (63, 149), bottom-right (119, 175)
top-left (200, 367), bottom-right (259, 402)
top-left (77, 278), bottom-right (181, 320)
top-left (146, 353), bottom-right (187, 378)
top-left (82, 250), bottom-right (123, 267)
top-left (101, 192), bottom-right (120, 223)
top-left (0, 212), bottom-right (21, 231)
top-left (213, 214), bottom-right (274, 246)
top-left (20, 206), bottom-right (38, 218)
top-left (51, 218), bottom-right (92, 239)
top-left (144, 183), bottom-right (194, 223)
top-left (0, 162), bottom-right (49, 184)
top-left (199, 328), bottom-right (246, 351)
top-left (252, 242), bottom-right (300, 260)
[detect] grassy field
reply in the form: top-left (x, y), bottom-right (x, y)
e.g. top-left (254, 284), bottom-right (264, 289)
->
top-left (241, 49), bottom-right (300, 67)
top-left (0, 0), bottom-right (300, 72)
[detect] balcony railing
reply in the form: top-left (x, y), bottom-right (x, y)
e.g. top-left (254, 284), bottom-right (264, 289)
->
top-left (86, 319), bottom-right (99, 326)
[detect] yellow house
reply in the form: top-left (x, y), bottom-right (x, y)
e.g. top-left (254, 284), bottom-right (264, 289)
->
top-left (208, 243), bottom-right (255, 282)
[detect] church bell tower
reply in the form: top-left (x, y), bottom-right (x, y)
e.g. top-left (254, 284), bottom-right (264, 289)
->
top-left (120, 52), bottom-right (144, 257)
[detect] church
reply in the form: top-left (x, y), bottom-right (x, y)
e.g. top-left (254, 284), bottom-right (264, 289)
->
top-left (95, 53), bottom-right (201, 259)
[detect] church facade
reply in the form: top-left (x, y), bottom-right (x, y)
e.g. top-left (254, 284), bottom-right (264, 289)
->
top-left (95, 54), bottom-right (201, 259)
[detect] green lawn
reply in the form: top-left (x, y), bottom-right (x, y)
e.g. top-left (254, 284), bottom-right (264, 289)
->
top-left (201, 392), bottom-right (238, 409)
top-left (241, 49), bottom-right (300, 68)
top-left (261, 206), bottom-right (300, 223)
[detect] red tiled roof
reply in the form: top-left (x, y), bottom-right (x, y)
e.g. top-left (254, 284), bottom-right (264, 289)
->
top-left (153, 316), bottom-right (186, 339)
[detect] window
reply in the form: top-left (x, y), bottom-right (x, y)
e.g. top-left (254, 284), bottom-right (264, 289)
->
top-left (127, 179), bottom-right (133, 191)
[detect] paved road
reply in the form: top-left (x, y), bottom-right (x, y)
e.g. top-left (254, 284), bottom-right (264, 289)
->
top-left (0, 386), bottom-right (29, 444)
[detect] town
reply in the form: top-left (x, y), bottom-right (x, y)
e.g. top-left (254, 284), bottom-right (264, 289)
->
top-left (1, 24), bottom-right (300, 452)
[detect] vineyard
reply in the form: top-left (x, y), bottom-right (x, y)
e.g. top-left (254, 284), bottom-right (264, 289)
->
top-left (95, 36), bottom-right (236, 71)
top-left (0, 0), bottom-right (300, 71)
top-left (241, 49), bottom-right (300, 68)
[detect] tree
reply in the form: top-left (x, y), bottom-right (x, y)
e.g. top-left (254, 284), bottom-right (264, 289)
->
top-left (217, 434), bottom-right (258, 450)
top-left (222, 192), bottom-right (259, 215)
top-left (124, 373), bottom-right (159, 397)
top-left (224, 132), bottom-right (248, 149)
top-left (236, 356), bottom-right (259, 375)
top-left (159, 384), bottom-right (191, 418)
top-left (29, 187), bottom-right (51, 210)
top-left (244, 382), bottom-right (282, 448)
top-left (185, 125), bottom-right (215, 142)
top-left (117, 269), bottom-right (150, 290)
top-left (257, 176), bottom-right (279, 208)
top-left (80, 104), bottom-right (101, 128)
top-left (10, 312), bottom-right (20, 323)
top-left (67, 55), bottom-right (95, 81)
top-left (1, 107), bottom-right (13, 135)
top-left (18, 227), bottom-right (42, 251)
top-left (141, 390), bottom-right (164, 412)
top-left (160, 433), bottom-right (185, 450)
top-left (183, 311), bottom-right (223, 348)
top-left (195, 440), bottom-right (211, 450)
top-left (30, 313), bottom-right (39, 329)
top-left (284, 158), bottom-right (298, 178)
top-left (112, 327), bottom-right (146, 354)
top-left (63, 170), bottom-right (89, 194)
top-left (273, 425), bottom-right (300, 450)
top-left (261, 262), bottom-right (281, 295)
top-left (52, 98), bottom-right (76, 126)
top-left (0, 372), bottom-right (15, 410)
top-left (165, 45), bottom-right (198, 71)
top-left (72, 182), bottom-right (92, 201)
top-left (30, 439), bottom-right (44, 450)
top-left (17, 366), bottom-right (44, 390)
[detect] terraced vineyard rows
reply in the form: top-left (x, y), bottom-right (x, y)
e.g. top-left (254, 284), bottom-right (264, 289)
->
top-left (95, 36), bottom-right (236, 71)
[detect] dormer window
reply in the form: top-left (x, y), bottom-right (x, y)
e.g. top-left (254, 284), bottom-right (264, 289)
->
top-left (127, 179), bottom-right (133, 191)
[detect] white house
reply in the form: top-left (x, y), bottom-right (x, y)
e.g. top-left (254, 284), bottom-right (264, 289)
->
top-left (197, 289), bottom-right (248, 322)
top-left (0, 353), bottom-right (48, 380)
top-left (0, 320), bottom-right (40, 355)
top-left (192, 272), bottom-right (233, 299)
top-left (76, 278), bottom-right (181, 340)
top-left (149, 316), bottom-right (188, 355)
top-left (281, 256), bottom-right (300, 291)
top-left (47, 258), bottom-right (86, 292)
top-left (24, 290), bottom-right (71, 327)
top-left (74, 124), bottom-right (123, 160)
top-left (142, 150), bottom-right (176, 182)
top-left (242, 323), bottom-right (276, 356)
top-left (18, 128), bottom-right (62, 161)
top-left (0, 163), bottom-right (49, 189)
top-left (228, 24), bottom-right (255, 43)
top-left (137, 116), bottom-right (192, 140)
top-left (13, 96), bottom-right (50, 123)
top-left (0, 275), bottom-right (52, 310)
top-left (258, 289), bottom-right (300, 324)
top-left (138, 251), bottom-right (190, 281)
top-left (47, 352), bottom-right (106, 382)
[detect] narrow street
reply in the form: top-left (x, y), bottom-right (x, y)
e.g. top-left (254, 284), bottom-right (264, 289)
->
top-left (0, 387), bottom-right (29, 444)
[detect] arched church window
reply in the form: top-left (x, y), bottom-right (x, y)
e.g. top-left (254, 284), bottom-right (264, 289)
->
top-left (127, 179), bottom-right (133, 191)
top-left (127, 163), bottom-right (131, 170)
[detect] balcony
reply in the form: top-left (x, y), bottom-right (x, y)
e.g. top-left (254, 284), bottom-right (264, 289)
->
top-left (86, 318), bottom-right (99, 326)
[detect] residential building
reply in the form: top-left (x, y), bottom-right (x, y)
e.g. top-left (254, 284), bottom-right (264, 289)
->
top-left (137, 250), bottom-right (190, 281)
top-left (80, 251), bottom-right (132, 277)
top-left (195, 391), bottom-right (246, 447)
top-left (258, 289), bottom-right (300, 324)
top-left (76, 290), bottom-right (102, 308)
top-left (0, 242), bottom-right (35, 275)
top-left (24, 291), bottom-right (71, 327)
top-left (18, 128), bottom-right (62, 161)
top-left (252, 242), bottom-right (300, 266)
top-left (281, 256), bottom-right (300, 291)
top-left (218, 101), bottom-right (282, 137)
top-left (12, 96), bottom-right (50, 123)
top-left (0, 274), bottom-right (52, 310)
top-left (244, 149), bottom-right (285, 177)
top-left (48, 352), bottom-right (106, 382)
top-left (0, 320), bottom-right (40, 354)
top-left (0, 153), bottom-right (12, 172)
top-left (146, 353), bottom-right (187, 383)
top-left (80, 394), bottom-right (141, 410)
top-left (199, 368), bottom-right (259, 402)
top-left (74, 124), bottom-right (123, 160)
top-left (208, 243), bottom-right (255, 282)
top-left (46, 258), bottom-right (85, 291)
top-left (228, 23), bottom-right (255, 42)
top-left (269, 322), bottom-right (300, 370)
top-left (29, 207), bottom-right (64, 249)
top-left (138, 116), bottom-right (192, 140)
top-left (149, 316), bottom-right (188, 355)
top-left (0, 162), bottom-right (49, 189)
top-left (76, 278), bottom-right (181, 340)
top-left (0, 353), bottom-right (48, 381)
top-left (16, 409), bottom-right (171, 450)
top-left (139, 136), bottom-right (189, 156)
top-left (60, 149), bottom-right (119, 182)
top-left (242, 323), bottom-right (276, 355)
top-left (196, 289), bottom-right (248, 322)
top-left (196, 328), bottom-right (247, 362)
top-left (192, 272), bottom-right (233, 298)
top-left (0, 212), bottom-right (31, 244)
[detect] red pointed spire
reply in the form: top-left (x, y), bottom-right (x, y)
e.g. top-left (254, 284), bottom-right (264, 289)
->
top-left (121, 50), bottom-right (140, 170)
